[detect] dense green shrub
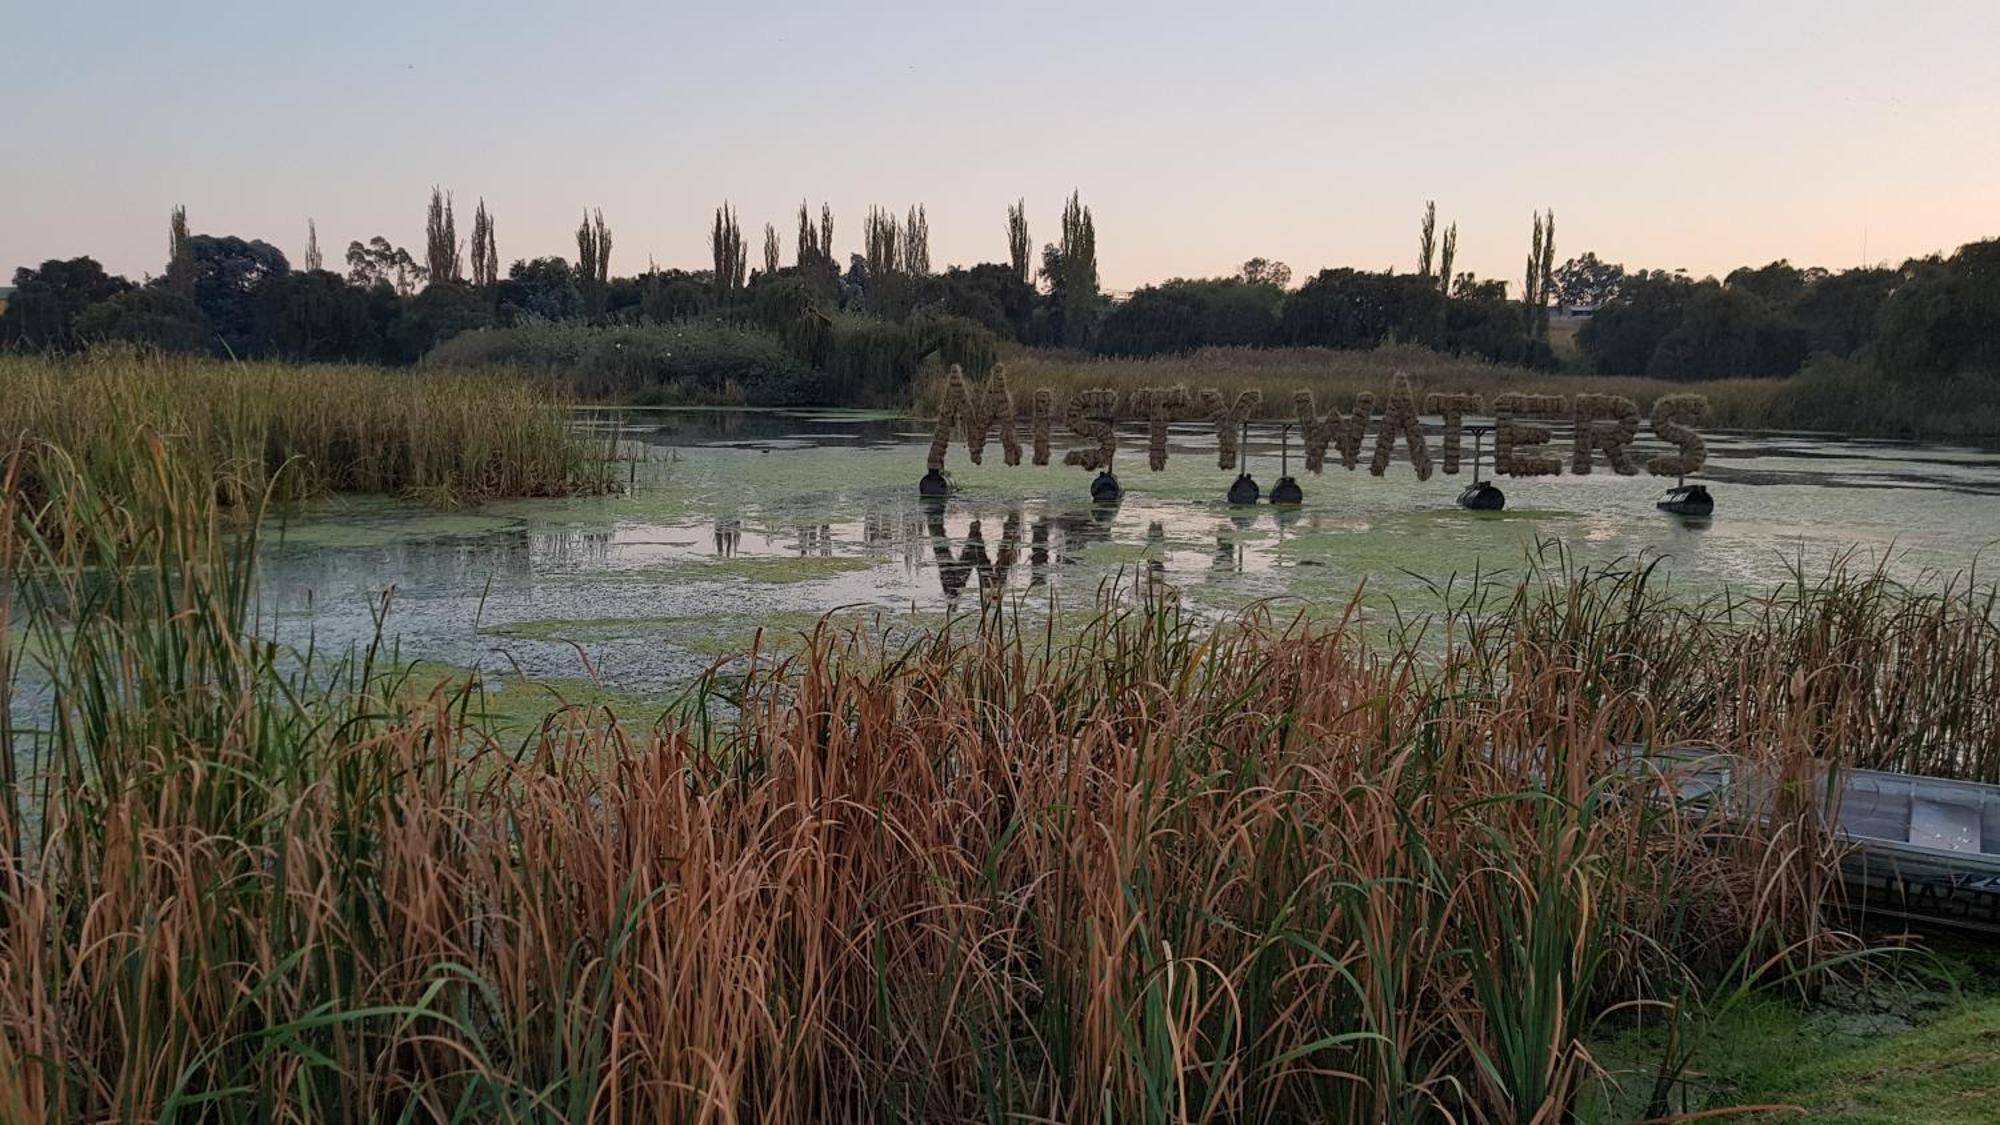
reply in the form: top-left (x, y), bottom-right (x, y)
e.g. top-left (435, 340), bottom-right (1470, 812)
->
top-left (1096, 278), bottom-right (1281, 356)
top-left (1281, 268), bottom-right (1441, 351)
top-left (1875, 240), bottom-right (2000, 381)
top-left (1, 257), bottom-right (133, 351)
top-left (254, 269), bottom-right (383, 361)
top-left (75, 288), bottom-right (211, 354)
top-left (1767, 354), bottom-right (2000, 438)
top-left (1644, 285), bottom-right (1805, 379)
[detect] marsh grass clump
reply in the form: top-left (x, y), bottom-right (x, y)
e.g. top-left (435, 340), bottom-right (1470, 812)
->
top-left (3, 442), bottom-right (1998, 1121)
top-left (0, 350), bottom-right (611, 509)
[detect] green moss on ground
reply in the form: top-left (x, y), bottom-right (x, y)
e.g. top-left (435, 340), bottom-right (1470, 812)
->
top-left (1585, 944), bottom-right (2000, 1123)
top-left (1730, 997), bottom-right (2000, 1123)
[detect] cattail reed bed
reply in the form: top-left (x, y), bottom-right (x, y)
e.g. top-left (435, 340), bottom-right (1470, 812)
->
top-left (2, 447), bottom-right (1997, 1122)
top-left (0, 351), bottom-right (612, 508)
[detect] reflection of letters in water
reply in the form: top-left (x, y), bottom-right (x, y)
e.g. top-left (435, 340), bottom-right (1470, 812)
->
top-left (924, 507), bottom-right (1113, 600)
top-left (713, 519), bottom-right (741, 558)
top-left (926, 372), bottom-right (1708, 479)
top-left (927, 509), bottom-right (1022, 601)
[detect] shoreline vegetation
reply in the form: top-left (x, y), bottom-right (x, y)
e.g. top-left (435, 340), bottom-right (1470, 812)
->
top-left (7, 194), bottom-right (1997, 441)
top-left (0, 351), bottom-right (612, 507)
top-left (3, 420), bottom-right (1999, 1120)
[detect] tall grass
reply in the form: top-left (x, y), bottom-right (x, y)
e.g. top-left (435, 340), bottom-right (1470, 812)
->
top-left (0, 350), bottom-right (611, 507)
top-left (5, 439), bottom-right (1997, 1120)
top-left (425, 319), bottom-right (823, 406)
top-left (1424, 545), bottom-right (2000, 780)
top-left (925, 344), bottom-right (1789, 431)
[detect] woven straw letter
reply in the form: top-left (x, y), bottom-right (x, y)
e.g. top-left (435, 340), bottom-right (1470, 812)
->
top-left (1424, 392), bottom-right (1484, 475)
top-left (1570, 393), bottom-right (1641, 475)
top-left (1646, 394), bottom-right (1709, 477)
top-left (1369, 372), bottom-right (1433, 480)
top-left (1062, 390), bottom-right (1120, 471)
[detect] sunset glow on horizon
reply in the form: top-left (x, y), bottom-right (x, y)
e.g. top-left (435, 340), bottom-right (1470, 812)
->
top-left (6, 1), bottom-right (1996, 291)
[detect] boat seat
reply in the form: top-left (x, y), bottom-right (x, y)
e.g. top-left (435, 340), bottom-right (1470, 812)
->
top-left (1909, 795), bottom-right (1984, 854)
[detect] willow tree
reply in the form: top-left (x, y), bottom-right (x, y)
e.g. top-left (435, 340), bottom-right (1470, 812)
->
top-left (763, 222), bottom-right (781, 275)
top-left (711, 203), bottom-right (746, 295)
top-left (470, 199), bottom-right (498, 289)
top-left (425, 188), bottom-right (462, 284)
top-left (903, 206), bottom-right (930, 277)
top-left (1007, 199), bottom-right (1030, 284)
top-left (576, 208), bottom-right (612, 315)
top-left (167, 205), bottom-right (193, 297)
top-left (304, 219), bottom-right (323, 272)
top-left (1419, 200), bottom-right (1437, 277)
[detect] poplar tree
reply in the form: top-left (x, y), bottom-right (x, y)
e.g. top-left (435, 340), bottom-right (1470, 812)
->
top-left (795, 201), bottom-right (819, 267)
top-left (1525, 212), bottom-right (1545, 339)
top-left (903, 205), bottom-right (930, 277)
top-left (1522, 209), bottom-right (1557, 343)
top-left (1419, 201), bottom-right (1437, 277)
top-left (426, 187), bottom-right (461, 284)
top-left (710, 203), bottom-right (745, 295)
top-left (304, 219), bottom-right (323, 273)
top-left (1536, 210), bottom-right (1557, 340)
top-left (1057, 190), bottom-right (1098, 345)
top-left (763, 223), bottom-right (781, 275)
top-left (577, 208), bottom-right (612, 315)
top-left (470, 199), bottom-right (498, 288)
top-left (865, 206), bottom-right (901, 279)
top-left (167, 205), bottom-right (193, 296)
top-left (1007, 199), bottom-right (1030, 284)
top-left (820, 204), bottom-right (834, 267)
top-left (1437, 222), bottom-right (1458, 337)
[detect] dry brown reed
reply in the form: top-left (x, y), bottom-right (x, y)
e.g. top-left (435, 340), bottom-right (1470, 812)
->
top-left (0, 350), bottom-right (610, 509)
top-left (3, 445), bottom-right (1994, 1122)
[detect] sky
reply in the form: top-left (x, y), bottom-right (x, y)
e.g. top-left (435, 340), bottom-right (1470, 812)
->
top-left (4, 1), bottom-right (1997, 292)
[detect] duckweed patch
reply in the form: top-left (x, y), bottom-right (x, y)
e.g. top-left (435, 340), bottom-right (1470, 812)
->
top-left (276, 512), bottom-right (520, 549)
top-left (674, 554), bottom-right (885, 584)
top-left (483, 609), bottom-right (903, 658)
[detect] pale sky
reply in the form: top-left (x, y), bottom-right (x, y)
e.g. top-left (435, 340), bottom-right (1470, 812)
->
top-left (5, 1), bottom-right (1996, 292)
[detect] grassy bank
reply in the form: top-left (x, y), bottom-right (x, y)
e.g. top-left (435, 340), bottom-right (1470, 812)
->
top-left (6, 431), bottom-right (2000, 1120)
top-left (920, 344), bottom-right (1785, 428)
top-left (0, 351), bottom-right (611, 507)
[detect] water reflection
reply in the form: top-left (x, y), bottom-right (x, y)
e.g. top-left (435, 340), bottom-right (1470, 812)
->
top-left (248, 409), bottom-right (2000, 695)
top-left (918, 501), bottom-right (1144, 603)
top-left (713, 518), bottom-right (741, 558)
top-left (926, 507), bottom-right (1025, 602)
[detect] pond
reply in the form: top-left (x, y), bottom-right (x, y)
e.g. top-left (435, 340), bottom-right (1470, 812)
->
top-left (262, 408), bottom-right (2000, 700)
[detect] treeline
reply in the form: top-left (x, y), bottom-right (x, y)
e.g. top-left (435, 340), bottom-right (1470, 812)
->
top-left (1566, 244), bottom-right (2000, 389)
top-left (0, 197), bottom-right (1561, 395)
top-left (1092, 204), bottom-right (1564, 368)
top-left (5, 193), bottom-right (1997, 420)
top-left (0, 192), bottom-right (1105, 405)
